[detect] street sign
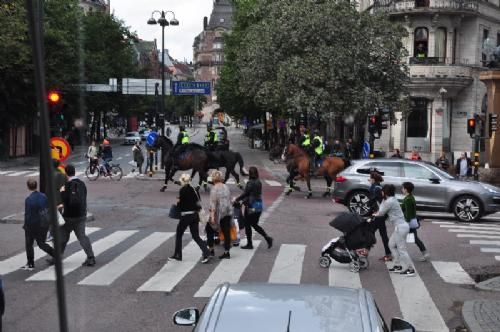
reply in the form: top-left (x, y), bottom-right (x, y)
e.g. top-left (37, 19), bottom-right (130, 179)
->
top-left (171, 81), bottom-right (211, 96)
top-left (50, 137), bottom-right (71, 162)
top-left (146, 132), bottom-right (158, 146)
top-left (489, 113), bottom-right (498, 137)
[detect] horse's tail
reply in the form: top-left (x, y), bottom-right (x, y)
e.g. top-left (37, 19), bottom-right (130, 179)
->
top-left (237, 152), bottom-right (248, 176)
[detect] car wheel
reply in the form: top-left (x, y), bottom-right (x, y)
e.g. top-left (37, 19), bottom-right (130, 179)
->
top-left (346, 190), bottom-right (371, 217)
top-left (452, 195), bottom-right (483, 222)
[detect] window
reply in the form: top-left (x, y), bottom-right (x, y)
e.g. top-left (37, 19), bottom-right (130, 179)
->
top-left (415, 0), bottom-right (429, 7)
top-left (414, 28), bottom-right (428, 58)
top-left (363, 162), bottom-right (402, 177)
top-left (213, 42), bottom-right (223, 50)
top-left (407, 98), bottom-right (428, 138)
top-left (435, 28), bottom-right (447, 62)
top-left (483, 29), bottom-right (489, 64)
top-left (403, 164), bottom-right (434, 179)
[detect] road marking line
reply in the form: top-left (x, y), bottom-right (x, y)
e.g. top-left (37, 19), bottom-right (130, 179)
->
top-left (138, 240), bottom-right (200, 292)
top-left (470, 240), bottom-right (500, 246)
top-left (431, 261), bottom-right (475, 285)
top-left (75, 171), bottom-right (84, 177)
top-left (449, 229), bottom-right (500, 235)
top-left (0, 171), bottom-right (14, 175)
top-left (431, 221), bottom-right (455, 225)
top-left (260, 193), bottom-right (285, 225)
top-left (27, 230), bottom-right (136, 281)
top-left (79, 232), bottom-right (173, 286)
top-left (457, 234), bottom-right (500, 239)
top-left (480, 247), bottom-right (500, 253)
top-left (496, 256), bottom-right (500, 261)
top-left (23, 172), bottom-right (40, 177)
top-left (264, 180), bottom-right (282, 187)
top-left (7, 171), bottom-right (31, 177)
top-left (0, 227), bottom-right (100, 275)
top-left (440, 225), bottom-right (500, 231)
top-left (125, 154), bottom-right (130, 157)
top-left (387, 262), bottom-right (448, 332)
top-left (116, 157), bottom-right (123, 160)
top-left (328, 261), bottom-right (362, 289)
top-left (75, 161), bottom-right (86, 165)
top-left (268, 244), bottom-right (305, 284)
top-left (194, 240), bottom-right (261, 298)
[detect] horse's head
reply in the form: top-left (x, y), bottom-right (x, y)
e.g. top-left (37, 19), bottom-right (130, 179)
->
top-left (282, 144), bottom-right (299, 161)
top-left (153, 135), bottom-right (173, 152)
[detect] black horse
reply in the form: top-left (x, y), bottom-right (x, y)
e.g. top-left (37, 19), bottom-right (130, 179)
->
top-left (153, 136), bottom-right (210, 192)
top-left (206, 150), bottom-right (247, 187)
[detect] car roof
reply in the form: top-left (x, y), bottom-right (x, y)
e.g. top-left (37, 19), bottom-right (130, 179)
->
top-left (197, 283), bottom-right (380, 332)
top-left (126, 132), bottom-right (139, 136)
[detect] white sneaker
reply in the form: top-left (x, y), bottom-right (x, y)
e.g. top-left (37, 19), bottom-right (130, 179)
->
top-left (418, 252), bottom-right (430, 262)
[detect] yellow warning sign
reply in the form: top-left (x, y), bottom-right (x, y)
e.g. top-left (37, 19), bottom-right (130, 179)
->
top-left (50, 137), bottom-right (71, 162)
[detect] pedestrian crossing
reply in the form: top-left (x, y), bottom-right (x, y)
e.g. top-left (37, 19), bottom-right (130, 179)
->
top-left (1, 227), bottom-right (483, 332)
top-left (433, 221), bottom-right (500, 261)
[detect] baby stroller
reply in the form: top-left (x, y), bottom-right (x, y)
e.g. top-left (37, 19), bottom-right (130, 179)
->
top-left (319, 212), bottom-right (376, 272)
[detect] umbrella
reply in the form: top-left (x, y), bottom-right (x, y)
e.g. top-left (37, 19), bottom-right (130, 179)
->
top-left (329, 212), bottom-right (363, 233)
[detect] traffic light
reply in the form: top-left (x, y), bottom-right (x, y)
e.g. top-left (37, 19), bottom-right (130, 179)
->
top-left (48, 91), bottom-right (61, 104)
top-left (368, 115), bottom-right (379, 136)
top-left (467, 118), bottom-right (476, 138)
top-left (379, 108), bottom-right (390, 130)
top-left (489, 113), bottom-right (498, 138)
top-left (47, 91), bottom-right (65, 135)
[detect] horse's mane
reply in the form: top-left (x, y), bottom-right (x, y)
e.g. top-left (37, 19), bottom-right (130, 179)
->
top-left (158, 135), bottom-right (173, 146)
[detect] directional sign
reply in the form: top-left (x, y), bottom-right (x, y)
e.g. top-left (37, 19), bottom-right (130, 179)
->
top-left (146, 132), bottom-right (158, 146)
top-left (50, 137), bottom-right (71, 162)
top-left (171, 81), bottom-right (211, 96)
top-left (489, 113), bottom-right (498, 138)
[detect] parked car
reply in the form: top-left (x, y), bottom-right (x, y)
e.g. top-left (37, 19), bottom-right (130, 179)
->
top-left (332, 158), bottom-right (500, 222)
top-left (124, 132), bottom-right (141, 145)
top-left (173, 283), bottom-right (415, 332)
top-left (215, 126), bottom-right (229, 151)
top-left (139, 129), bottom-right (151, 141)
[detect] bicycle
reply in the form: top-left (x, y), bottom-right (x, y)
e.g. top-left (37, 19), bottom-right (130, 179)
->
top-left (85, 160), bottom-right (123, 181)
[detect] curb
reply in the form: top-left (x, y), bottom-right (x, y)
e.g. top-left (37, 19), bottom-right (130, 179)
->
top-left (475, 276), bottom-right (500, 292)
top-left (1, 212), bottom-right (95, 224)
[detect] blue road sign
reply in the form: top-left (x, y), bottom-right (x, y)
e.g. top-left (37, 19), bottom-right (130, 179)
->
top-left (147, 132), bottom-right (158, 146)
top-left (362, 141), bottom-right (370, 159)
top-left (171, 81), bottom-right (211, 96)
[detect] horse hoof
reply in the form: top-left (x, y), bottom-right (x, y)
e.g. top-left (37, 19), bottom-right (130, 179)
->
top-left (174, 180), bottom-right (181, 186)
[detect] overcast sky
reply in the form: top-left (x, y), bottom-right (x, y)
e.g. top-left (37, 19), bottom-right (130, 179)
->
top-left (111, 1), bottom-right (214, 62)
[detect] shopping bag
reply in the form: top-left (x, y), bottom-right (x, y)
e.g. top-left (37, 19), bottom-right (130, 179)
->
top-left (219, 224), bottom-right (238, 242)
top-left (198, 208), bottom-right (209, 225)
top-left (408, 218), bottom-right (420, 229)
top-left (406, 232), bottom-right (415, 243)
top-left (57, 210), bottom-right (65, 227)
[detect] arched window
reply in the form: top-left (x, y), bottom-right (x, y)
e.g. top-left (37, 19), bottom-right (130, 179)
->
top-left (435, 27), bottom-right (447, 63)
top-left (414, 28), bottom-right (428, 59)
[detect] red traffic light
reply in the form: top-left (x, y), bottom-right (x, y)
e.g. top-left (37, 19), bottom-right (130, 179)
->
top-left (370, 116), bottom-right (377, 124)
top-left (467, 118), bottom-right (476, 137)
top-left (48, 91), bottom-right (61, 104)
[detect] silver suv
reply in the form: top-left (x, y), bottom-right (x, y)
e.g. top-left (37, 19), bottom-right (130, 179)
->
top-left (332, 159), bottom-right (500, 222)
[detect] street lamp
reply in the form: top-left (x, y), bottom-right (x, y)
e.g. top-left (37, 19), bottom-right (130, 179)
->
top-left (147, 10), bottom-right (179, 135)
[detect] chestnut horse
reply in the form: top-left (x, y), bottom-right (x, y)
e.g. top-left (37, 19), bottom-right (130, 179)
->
top-left (282, 144), bottom-right (346, 198)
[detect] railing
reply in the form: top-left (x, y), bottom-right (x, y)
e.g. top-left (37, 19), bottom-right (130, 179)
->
top-left (373, 0), bottom-right (479, 13)
top-left (409, 57), bottom-right (471, 65)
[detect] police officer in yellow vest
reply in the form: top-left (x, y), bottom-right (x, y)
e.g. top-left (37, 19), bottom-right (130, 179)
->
top-left (312, 130), bottom-right (324, 168)
top-left (206, 126), bottom-right (219, 151)
top-left (204, 125), bottom-right (212, 147)
top-left (176, 125), bottom-right (190, 146)
top-left (300, 129), bottom-right (311, 152)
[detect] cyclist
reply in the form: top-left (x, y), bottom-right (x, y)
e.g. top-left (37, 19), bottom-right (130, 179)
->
top-left (100, 139), bottom-right (113, 175)
top-left (87, 140), bottom-right (98, 171)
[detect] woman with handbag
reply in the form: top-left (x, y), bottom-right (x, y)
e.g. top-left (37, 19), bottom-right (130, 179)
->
top-left (401, 182), bottom-right (430, 262)
top-left (206, 170), bottom-right (233, 259)
top-left (234, 167), bottom-right (273, 250)
top-left (169, 174), bottom-right (211, 264)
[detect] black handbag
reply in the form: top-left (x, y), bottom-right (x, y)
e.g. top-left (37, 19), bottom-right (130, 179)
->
top-left (169, 204), bottom-right (181, 219)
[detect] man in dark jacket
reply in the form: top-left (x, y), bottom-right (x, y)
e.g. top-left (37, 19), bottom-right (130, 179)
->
top-left (59, 164), bottom-right (96, 267)
top-left (23, 179), bottom-right (55, 271)
top-left (455, 152), bottom-right (472, 179)
top-left (367, 172), bottom-right (392, 262)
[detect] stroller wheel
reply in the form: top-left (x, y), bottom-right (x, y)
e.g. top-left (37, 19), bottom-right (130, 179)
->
top-left (349, 261), bottom-right (360, 273)
top-left (319, 256), bottom-right (331, 268)
top-left (359, 257), bottom-right (369, 270)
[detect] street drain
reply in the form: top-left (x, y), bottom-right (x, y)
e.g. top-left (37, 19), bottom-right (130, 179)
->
top-left (465, 264), bottom-right (500, 283)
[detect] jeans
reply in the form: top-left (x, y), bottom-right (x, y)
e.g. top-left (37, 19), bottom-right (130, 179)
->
top-left (173, 214), bottom-right (210, 259)
top-left (25, 228), bottom-right (54, 265)
top-left (206, 216), bottom-right (232, 251)
top-left (60, 218), bottom-right (95, 258)
top-left (369, 216), bottom-right (391, 256)
top-left (389, 223), bottom-right (412, 271)
top-left (410, 228), bottom-right (426, 252)
top-left (244, 210), bottom-right (269, 246)
top-left (103, 158), bottom-right (112, 172)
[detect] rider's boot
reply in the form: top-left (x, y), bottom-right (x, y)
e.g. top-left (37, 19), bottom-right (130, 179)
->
top-left (306, 190), bottom-right (312, 199)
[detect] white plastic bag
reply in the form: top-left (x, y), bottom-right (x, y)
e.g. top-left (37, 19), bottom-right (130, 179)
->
top-left (406, 232), bottom-right (415, 243)
top-left (57, 210), bottom-right (65, 227)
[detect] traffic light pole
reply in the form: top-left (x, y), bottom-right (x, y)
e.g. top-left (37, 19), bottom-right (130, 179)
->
top-left (369, 133), bottom-right (375, 159)
top-left (473, 134), bottom-right (480, 181)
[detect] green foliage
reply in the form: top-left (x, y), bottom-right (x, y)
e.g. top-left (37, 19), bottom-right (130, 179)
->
top-left (218, 0), bottom-right (408, 120)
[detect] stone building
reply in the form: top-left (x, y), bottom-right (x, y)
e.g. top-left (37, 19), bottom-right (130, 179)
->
top-left (358, 0), bottom-right (499, 162)
top-left (193, 0), bottom-right (234, 103)
top-left (79, 0), bottom-right (110, 14)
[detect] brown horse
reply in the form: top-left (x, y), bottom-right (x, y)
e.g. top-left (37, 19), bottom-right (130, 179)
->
top-left (282, 144), bottom-right (346, 198)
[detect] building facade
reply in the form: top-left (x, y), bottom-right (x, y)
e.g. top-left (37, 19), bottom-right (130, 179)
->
top-left (79, 0), bottom-right (110, 14)
top-left (193, 0), bottom-right (234, 103)
top-left (358, 0), bottom-right (500, 162)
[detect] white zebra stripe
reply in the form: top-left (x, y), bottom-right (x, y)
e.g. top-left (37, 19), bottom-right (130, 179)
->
top-left (7, 171), bottom-right (31, 177)
top-left (0, 171), bottom-right (14, 175)
top-left (194, 240), bottom-right (261, 298)
top-left (268, 244), bottom-right (305, 284)
top-left (470, 240), bottom-right (500, 246)
top-left (449, 229), bottom-right (500, 235)
top-left (431, 261), bottom-right (475, 285)
top-left (24, 172), bottom-right (40, 177)
top-left (328, 260), bottom-right (362, 289)
top-left (440, 225), bottom-right (500, 231)
top-left (79, 232), bottom-right (173, 286)
top-left (480, 248), bottom-right (500, 253)
top-left (457, 234), bottom-right (500, 240)
top-left (264, 180), bottom-right (282, 187)
top-left (27, 230), bottom-right (136, 281)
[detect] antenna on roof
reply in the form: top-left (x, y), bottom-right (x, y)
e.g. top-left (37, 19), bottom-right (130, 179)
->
top-left (286, 310), bottom-right (292, 332)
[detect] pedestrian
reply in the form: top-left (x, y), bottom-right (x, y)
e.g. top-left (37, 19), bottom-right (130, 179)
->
top-left (455, 152), bottom-right (472, 180)
top-left (170, 174), bottom-right (211, 263)
top-left (87, 140), bottom-right (98, 171)
top-left (22, 179), bottom-right (55, 271)
top-left (367, 172), bottom-right (392, 262)
top-left (344, 138), bottom-right (354, 160)
top-left (373, 184), bottom-right (415, 276)
top-left (409, 149), bottom-right (422, 160)
top-left (145, 143), bottom-right (154, 175)
top-left (401, 182), bottom-right (430, 261)
top-left (234, 167), bottom-right (273, 250)
top-left (0, 275), bottom-right (4, 332)
top-left (435, 151), bottom-right (450, 172)
top-left (100, 139), bottom-right (113, 175)
top-left (206, 170), bottom-right (233, 259)
top-left (132, 141), bottom-right (144, 175)
top-left (57, 164), bottom-right (96, 267)
top-left (46, 159), bottom-right (67, 242)
top-left (391, 149), bottom-right (403, 159)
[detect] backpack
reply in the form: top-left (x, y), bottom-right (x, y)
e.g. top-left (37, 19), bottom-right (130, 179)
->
top-left (66, 180), bottom-right (85, 214)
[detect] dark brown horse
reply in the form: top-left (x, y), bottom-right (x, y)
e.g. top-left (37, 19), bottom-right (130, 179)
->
top-left (282, 144), bottom-right (346, 198)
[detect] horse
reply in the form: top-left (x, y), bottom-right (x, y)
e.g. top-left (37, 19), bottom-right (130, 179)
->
top-left (206, 150), bottom-right (248, 187)
top-left (153, 135), bottom-right (210, 192)
top-left (282, 144), bottom-right (346, 198)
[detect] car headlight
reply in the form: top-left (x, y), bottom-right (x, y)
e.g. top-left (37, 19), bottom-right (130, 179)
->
top-left (480, 183), bottom-right (500, 194)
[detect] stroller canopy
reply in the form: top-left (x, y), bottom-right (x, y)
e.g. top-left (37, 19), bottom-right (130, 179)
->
top-left (329, 212), bottom-right (363, 234)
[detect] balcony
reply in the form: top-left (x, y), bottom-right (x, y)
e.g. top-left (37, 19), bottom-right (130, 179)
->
top-left (408, 63), bottom-right (474, 97)
top-left (373, 0), bottom-right (479, 14)
top-left (409, 57), bottom-right (472, 65)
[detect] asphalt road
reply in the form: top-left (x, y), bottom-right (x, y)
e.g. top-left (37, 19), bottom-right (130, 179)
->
top-left (1, 125), bottom-right (499, 331)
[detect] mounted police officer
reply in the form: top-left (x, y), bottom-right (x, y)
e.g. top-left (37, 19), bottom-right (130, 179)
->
top-left (205, 125), bottom-right (219, 151)
top-left (300, 129), bottom-right (312, 154)
top-left (312, 130), bottom-right (324, 168)
top-left (176, 125), bottom-right (190, 146)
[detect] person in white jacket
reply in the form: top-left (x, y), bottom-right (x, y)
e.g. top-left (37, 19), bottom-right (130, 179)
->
top-left (373, 184), bottom-right (415, 277)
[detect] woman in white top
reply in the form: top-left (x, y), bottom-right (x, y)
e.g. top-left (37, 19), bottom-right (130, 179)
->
top-left (374, 184), bottom-right (415, 277)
